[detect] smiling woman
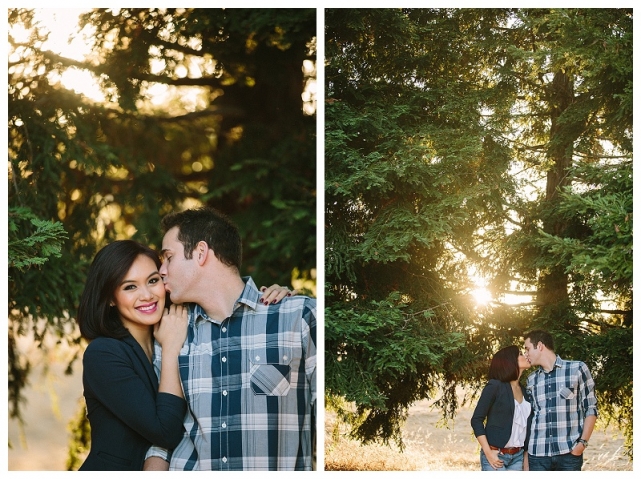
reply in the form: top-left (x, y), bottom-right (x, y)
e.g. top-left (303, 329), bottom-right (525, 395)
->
top-left (75, 240), bottom-right (188, 470)
top-left (111, 255), bottom-right (166, 342)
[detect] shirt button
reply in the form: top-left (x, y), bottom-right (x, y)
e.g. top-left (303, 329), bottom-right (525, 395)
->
top-left (255, 355), bottom-right (261, 361)
top-left (223, 390), bottom-right (227, 396)
top-left (222, 327), bottom-right (227, 333)
top-left (222, 422), bottom-right (227, 428)
top-left (283, 355), bottom-right (288, 361)
top-left (222, 356), bottom-right (227, 362)
top-left (222, 457), bottom-right (227, 463)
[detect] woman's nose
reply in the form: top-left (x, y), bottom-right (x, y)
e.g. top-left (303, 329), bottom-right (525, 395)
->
top-left (140, 286), bottom-right (155, 299)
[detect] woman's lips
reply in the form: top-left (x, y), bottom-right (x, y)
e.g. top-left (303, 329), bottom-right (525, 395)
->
top-left (136, 302), bottom-right (158, 313)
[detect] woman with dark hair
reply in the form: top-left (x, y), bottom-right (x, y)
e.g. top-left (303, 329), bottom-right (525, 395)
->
top-left (471, 345), bottom-right (532, 471)
top-left (77, 240), bottom-right (189, 470)
top-left (77, 240), bottom-right (292, 470)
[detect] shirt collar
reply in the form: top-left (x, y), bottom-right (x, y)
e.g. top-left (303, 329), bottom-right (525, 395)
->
top-left (536, 355), bottom-right (564, 374)
top-left (190, 276), bottom-right (259, 323)
top-left (236, 276), bottom-right (260, 310)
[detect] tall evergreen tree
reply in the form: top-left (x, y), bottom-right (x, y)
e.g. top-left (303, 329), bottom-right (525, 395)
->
top-left (325, 8), bottom-right (632, 452)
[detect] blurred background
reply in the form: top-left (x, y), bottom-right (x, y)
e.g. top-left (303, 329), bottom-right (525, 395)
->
top-left (8, 8), bottom-right (317, 470)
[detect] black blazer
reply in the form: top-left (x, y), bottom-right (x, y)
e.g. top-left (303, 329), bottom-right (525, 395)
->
top-left (471, 379), bottom-right (531, 449)
top-left (79, 334), bottom-right (187, 470)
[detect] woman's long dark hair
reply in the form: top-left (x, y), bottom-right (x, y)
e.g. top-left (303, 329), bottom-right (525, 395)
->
top-left (77, 240), bottom-right (162, 340)
top-left (488, 345), bottom-right (520, 383)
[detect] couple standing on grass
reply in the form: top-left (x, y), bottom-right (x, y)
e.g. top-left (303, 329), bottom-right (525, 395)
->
top-left (76, 206), bottom-right (316, 471)
top-left (472, 330), bottom-right (597, 471)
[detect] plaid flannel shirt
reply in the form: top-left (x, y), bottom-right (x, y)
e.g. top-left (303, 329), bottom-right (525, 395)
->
top-left (146, 277), bottom-right (316, 470)
top-left (526, 356), bottom-right (598, 457)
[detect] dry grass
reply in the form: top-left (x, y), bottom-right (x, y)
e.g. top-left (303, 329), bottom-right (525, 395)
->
top-left (324, 410), bottom-right (478, 471)
top-left (325, 388), bottom-right (632, 471)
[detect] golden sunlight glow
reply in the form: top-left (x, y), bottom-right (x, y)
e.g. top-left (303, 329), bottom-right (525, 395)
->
top-left (35, 10), bottom-right (91, 62)
top-left (471, 287), bottom-right (493, 306)
top-left (31, 9), bottom-right (106, 103)
top-left (17, 9), bottom-right (316, 114)
top-left (9, 23), bottom-right (30, 44)
top-left (54, 68), bottom-right (106, 102)
top-left (302, 59), bottom-right (317, 115)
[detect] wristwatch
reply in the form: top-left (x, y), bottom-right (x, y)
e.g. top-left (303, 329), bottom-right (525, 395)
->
top-left (576, 438), bottom-right (589, 448)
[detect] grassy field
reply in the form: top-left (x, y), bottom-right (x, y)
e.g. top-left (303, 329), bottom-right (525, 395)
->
top-left (325, 389), bottom-right (632, 471)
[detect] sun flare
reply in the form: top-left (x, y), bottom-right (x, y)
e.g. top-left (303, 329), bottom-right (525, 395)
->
top-left (27, 9), bottom-right (106, 102)
top-left (471, 287), bottom-right (493, 306)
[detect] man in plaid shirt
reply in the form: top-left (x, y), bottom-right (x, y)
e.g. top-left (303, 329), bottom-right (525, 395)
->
top-left (144, 207), bottom-right (316, 470)
top-left (523, 330), bottom-right (597, 471)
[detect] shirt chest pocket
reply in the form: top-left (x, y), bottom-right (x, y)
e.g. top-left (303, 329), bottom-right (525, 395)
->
top-left (249, 348), bottom-right (292, 396)
top-left (559, 385), bottom-right (576, 400)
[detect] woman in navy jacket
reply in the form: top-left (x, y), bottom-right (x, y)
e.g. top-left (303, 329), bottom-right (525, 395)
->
top-left (471, 345), bottom-right (532, 471)
top-left (77, 240), bottom-right (188, 470)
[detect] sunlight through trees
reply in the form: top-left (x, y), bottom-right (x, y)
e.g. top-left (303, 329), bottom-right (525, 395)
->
top-left (325, 8), bottom-right (632, 454)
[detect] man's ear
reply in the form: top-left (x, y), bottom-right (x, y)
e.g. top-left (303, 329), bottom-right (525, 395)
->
top-left (195, 241), bottom-right (209, 265)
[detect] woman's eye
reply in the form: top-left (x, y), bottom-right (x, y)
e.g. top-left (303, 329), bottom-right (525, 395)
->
top-left (150, 277), bottom-right (160, 284)
top-left (124, 285), bottom-right (136, 291)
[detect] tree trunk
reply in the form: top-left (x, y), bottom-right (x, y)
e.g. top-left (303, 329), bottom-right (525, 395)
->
top-left (538, 71), bottom-right (575, 315)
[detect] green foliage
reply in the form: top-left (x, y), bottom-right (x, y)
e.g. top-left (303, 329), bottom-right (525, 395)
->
top-left (326, 7), bottom-right (632, 454)
top-left (325, 289), bottom-right (466, 449)
top-left (536, 160), bottom-right (633, 306)
top-left (65, 402), bottom-right (91, 471)
top-left (8, 207), bottom-right (68, 271)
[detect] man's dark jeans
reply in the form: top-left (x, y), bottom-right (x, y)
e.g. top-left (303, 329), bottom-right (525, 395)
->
top-left (528, 452), bottom-right (583, 471)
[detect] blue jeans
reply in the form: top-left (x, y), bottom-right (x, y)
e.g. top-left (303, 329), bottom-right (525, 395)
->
top-left (528, 453), bottom-right (583, 471)
top-left (480, 448), bottom-right (524, 471)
